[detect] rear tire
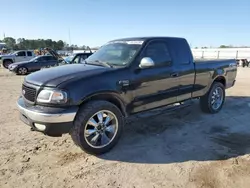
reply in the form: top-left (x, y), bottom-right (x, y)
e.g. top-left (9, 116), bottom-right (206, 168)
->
top-left (70, 100), bottom-right (124, 155)
top-left (3, 60), bottom-right (13, 69)
top-left (200, 82), bottom-right (225, 114)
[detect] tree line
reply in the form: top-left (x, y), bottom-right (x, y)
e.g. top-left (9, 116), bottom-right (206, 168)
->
top-left (0, 37), bottom-right (91, 51)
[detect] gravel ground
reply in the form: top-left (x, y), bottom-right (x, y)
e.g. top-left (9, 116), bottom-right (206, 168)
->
top-left (1, 67), bottom-right (250, 188)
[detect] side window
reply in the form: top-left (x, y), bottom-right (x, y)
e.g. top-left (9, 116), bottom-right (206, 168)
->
top-left (167, 38), bottom-right (191, 65)
top-left (27, 51), bottom-right (33, 56)
top-left (73, 56), bottom-right (80, 64)
top-left (47, 56), bottom-right (56, 61)
top-left (143, 41), bottom-right (171, 66)
top-left (17, 51), bottom-right (26, 56)
top-left (80, 55), bottom-right (88, 63)
top-left (38, 57), bottom-right (45, 61)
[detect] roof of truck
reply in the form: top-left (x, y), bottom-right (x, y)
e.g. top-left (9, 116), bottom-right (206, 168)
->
top-left (110, 36), bottom-right (185, 42)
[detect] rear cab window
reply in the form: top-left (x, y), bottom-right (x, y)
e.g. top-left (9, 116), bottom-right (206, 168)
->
top-left (165, 38), bottom-right (193, 65)
top-left (27, 51), bottom-right (33, 56)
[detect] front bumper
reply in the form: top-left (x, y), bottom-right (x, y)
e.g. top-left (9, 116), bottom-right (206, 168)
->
top-left (8, 66), bottom-right (18, 72)
top-left (17, 97), bottom-right (78, 136)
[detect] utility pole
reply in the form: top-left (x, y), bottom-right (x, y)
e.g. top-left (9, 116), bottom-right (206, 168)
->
top-left (68, 28), bottom-right (72, 52)
top-left (68, 28), bottom-right (71, 47)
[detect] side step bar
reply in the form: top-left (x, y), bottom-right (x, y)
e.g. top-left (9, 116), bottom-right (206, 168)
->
top-left (128, 99), bottom-right (195, 121)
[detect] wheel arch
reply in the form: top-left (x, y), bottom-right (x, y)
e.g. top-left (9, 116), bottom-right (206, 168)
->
top-left (213, 76), bottom-right (226, 87)
top-left (2, 59), bottom-right (14, 68)
top-left (79, 92), bottom-right (128, 117)
top-left (3, 58), bottom-right (13, 63)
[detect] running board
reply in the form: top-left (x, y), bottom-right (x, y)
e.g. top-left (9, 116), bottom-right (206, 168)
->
top-left (129, 99), bottom-right (195, 120)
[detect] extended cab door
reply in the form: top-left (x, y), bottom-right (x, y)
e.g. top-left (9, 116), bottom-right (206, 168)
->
top-left (26, 51), bottom-right (34, 61)
top-left (165, 38), bottom-right (196, 102)
top-left (15, 51), bottom-right (27, 62)
top-left (131, 40), bottom-right (179, 113)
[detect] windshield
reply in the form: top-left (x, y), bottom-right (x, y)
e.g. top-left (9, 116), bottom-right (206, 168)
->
top-left (86, 41), bottom-right (143, 66)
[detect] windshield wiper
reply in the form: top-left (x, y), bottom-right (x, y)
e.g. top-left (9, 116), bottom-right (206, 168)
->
top-left (86, 60), bottom-right (113, 68)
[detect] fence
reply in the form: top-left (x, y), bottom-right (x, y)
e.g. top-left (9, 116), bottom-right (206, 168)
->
top-left (192, 48), bottom-right (250, 60)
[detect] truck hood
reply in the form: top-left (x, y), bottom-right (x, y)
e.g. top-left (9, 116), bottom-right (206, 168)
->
top-left (0, 54), bottom-right (14, 58)
top-left (25, 64), bottom-right (108, 87)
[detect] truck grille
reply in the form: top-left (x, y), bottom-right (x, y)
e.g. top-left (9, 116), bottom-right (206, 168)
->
top-left (22, 84), bottom-right (37, 102)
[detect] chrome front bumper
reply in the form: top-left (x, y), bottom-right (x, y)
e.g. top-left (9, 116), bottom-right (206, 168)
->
top-left (17, 97), bottom-right (78, 124)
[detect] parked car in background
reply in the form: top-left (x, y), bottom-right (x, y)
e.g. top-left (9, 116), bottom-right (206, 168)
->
top-left (64, 52), bottom-right (93, 64)
top-left (0, 50), bottom-right (35, 68)
top-left (238, 59), bottom-right (249, 67)
top-left (17, 36), bottom-right (237, 155)
top-left (8, 55), bottom-right (58, 75)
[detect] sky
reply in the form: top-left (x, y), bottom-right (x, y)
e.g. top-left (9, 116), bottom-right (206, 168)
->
top-left (1, 0), bottom-right (250, 47)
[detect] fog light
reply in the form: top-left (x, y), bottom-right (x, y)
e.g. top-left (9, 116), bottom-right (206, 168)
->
top-left (34, 123), bottom-right (46, 131)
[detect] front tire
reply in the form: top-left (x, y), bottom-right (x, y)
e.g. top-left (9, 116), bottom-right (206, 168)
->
top-left (70, 100), bottom-right (124, 155)
top-left (17, 67), bottom-right (28, 75)
top-left (200, 82), bottom-right (225, 114)
top-left (3, 60), bottom-right (13, 69)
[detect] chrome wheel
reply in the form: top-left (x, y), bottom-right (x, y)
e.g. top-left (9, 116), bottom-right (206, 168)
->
top-left (211, 87), bottom-right (224, 110)
top-left (18, 67), bottom-right (27, 75)
top-left (84, 110), bottom-right (118, 149)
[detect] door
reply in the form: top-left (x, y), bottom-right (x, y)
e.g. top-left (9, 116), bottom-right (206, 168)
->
top-left (15, 51), bottom-right (27, 62)
top-left (26, 51), bottom-right (34, 61)
top-left (130, 40), bottom-right (179, 113)
top-left (33, 56), bottom-right (46, 71)
top-left (165, 38), bottom-right (196, 102)
top-left (39, 56), bottom-right (57, 68)
top-left (45, 56), bottom-right (58, 67)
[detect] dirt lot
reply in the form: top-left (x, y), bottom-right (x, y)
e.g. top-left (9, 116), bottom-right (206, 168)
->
top-left (1, 67), bottom-right (250, 188)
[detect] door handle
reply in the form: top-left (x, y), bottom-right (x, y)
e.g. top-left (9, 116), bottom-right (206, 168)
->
top-left (170, 72), bottom-right (179, 77)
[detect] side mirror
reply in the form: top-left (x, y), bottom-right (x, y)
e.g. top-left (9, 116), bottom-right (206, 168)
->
top-left (139, 57), bottom-right (155, 69)
top-left (34, 59), bottom-right (38, 63)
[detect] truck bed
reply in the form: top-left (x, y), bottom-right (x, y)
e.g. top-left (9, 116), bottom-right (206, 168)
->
top-left (192, 58), bottom-right (237, 98)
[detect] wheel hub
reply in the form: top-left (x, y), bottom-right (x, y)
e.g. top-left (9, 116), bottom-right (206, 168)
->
top-left (84, 110), bottom-right (118, 149)
top-left (211, 86), bottom-right (223, 110)
top-left (97, 124), bottom-right (102, 130)
top-left (97, 123), bottom-right (106, 133)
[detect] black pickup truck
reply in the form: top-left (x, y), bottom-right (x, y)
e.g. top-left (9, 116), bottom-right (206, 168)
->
top-left (17, 37), bottom-right (237, 155)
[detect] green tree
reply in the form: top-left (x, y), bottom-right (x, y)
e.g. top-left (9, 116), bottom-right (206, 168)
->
top-left (219, 45), bottom-right (228, 48)
top-left (3, 37), bottom-right (16, 49)
top-left (2, 36), bottom-right (84, 51)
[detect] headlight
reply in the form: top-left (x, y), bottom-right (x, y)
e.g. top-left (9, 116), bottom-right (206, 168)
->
top-left (37, 89), bottom-right (68, 104)
top-left (9, 64), bottom-right (17, 69)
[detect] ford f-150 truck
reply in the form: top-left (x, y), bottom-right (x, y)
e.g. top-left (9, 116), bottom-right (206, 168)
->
top-left (17, 37), bottom-right (237, 155)
top-left (0, 50), bottom-right (35, 68)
